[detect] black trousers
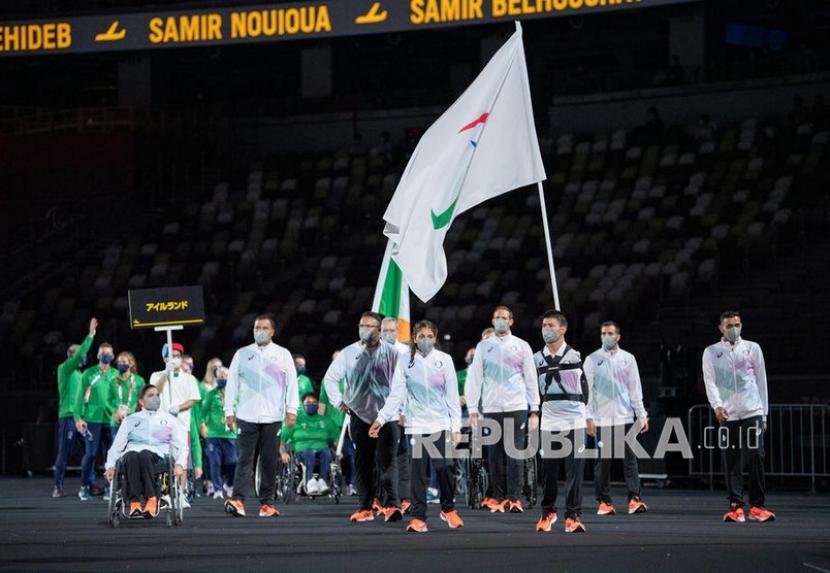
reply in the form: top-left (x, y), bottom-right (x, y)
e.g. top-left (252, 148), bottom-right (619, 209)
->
top-left (122, 450), bottom-right (161, 502)
top-left (594, 423), bottom-right (642, 503)
top-left (410, 432), bottom-right (455, 521)
top-left (233, 419), bottom-right (281, 505)
top-left (351, 416), bottom-right (399, 510)
top-left (397, 429), bottom-right (411, 501)
top-left (485, 410), bottom-right (527, 501)
top-left (720, 415), bottom-right (766, 507)
top-left (541, 429), bottom-right (585, 519)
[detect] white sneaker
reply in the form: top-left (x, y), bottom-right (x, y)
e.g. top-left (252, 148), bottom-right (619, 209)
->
top-left (206, 482), bottom-right (215, 496)
top-left (348, 484), bottom-right (358, 496)
top-left (315, 478), bottom-right (329, 494)
top-left (223, 483), bottom-right (233, 498)
top-left (212, 490), bottom-right (224, 500)
top-left (306, 479), bottom-right (320, 495)
top-left (180, 496), bottom-right (191, 509)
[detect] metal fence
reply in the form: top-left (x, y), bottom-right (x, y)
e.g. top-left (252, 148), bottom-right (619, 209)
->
top-left (687, 403), bottom-right (830, 492)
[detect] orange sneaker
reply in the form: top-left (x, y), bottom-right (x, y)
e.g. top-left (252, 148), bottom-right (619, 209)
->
top-left (628, 498), bottom-right (648, 514)
top-left (384, 506), bottom-right (403, 522)
top-left (535, 511), bottom-right (558, 532)
top-left (259, 503), bottom-right (280, 517)
top-left (224, 498), bottom-right (246, 517)
top-left (509, 499), bottom-right (524, 513)
top-left (597, 502), bottom-right (616, 515)
top-left (401, 499), bottom-right (412, 514)
top-left (723, 505), bottom-right (745, 523)
top-left (564, 516), bottom-right (586, 533)
top-left (129, 500), bottom-right (143, 517)
top-left (440, 510), bottom-right (464, 529)
top-left (480, 497), bottom-right (498, 510)
top-left (748, 506), bottom-right (775, 522)
top-left (350, 509), bottom-right (375, 523)
top-left (372, 497), bottom-right (383, 515)
top-left (490, 499), bottom-right (509, 513)
top-left (143, 496), bottom-right (158, 517)
top-left (406, 518), bottom-right (428, 533)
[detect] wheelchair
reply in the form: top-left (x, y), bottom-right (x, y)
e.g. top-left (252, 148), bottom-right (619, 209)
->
top-left (456, 426), bottom-right (538, 509)
top-left (254, 453), bottom-right (297, 503)
top-left (107, 454), bottom-right (183, 528)
top-left (292, 448), bottom-right (345, 504)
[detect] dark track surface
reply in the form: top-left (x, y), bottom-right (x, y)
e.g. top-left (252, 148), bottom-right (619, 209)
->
top-left (1, 478), bottom-right (829, 572)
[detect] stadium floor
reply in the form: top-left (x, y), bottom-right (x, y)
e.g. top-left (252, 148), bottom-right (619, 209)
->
top-left (1, 478), bottom-right (829, 572)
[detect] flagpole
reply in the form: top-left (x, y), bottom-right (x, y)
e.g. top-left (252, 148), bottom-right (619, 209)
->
top-left (536, 181), bottom-right (561, 310)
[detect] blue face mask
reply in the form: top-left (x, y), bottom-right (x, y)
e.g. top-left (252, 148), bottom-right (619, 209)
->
top-left (80, 355), bottom-right (88, 368)
top-left (304, 404), bottom-right (319, 415)
top-left (116, 363), bottom-right (130, 374)
top-left (297, 367), bottom-right (307, 375)
top-left (216, 379), bottom-right (227, 389)
top-left (100, 354), bottom-right (114, 365)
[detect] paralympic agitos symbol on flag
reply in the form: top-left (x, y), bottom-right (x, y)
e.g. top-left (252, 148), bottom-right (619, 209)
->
top-left (429, 112), bottom-right (489, 230)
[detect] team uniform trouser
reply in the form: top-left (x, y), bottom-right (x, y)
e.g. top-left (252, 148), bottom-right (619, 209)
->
top-left (594, 423), bottom-right (642, 503)
top-left (397, 430), bottom-right (411, 501)
top-left (232, 420), bottom-right (281, 505)
top-left (720, 415), bottom-right (766, 507)
top-left (485, 410), bottom-right (527, 501)
top-left (541, 429), bottom-right (585, 519)
top-left (410, 432), bottom-right (455, 521)
top-left (351, 416), bottom-right (399, 510)
top-left (81, 422), bottom-right (114, 487)
top-left (122, 450), bottom-right (161, 502)
top-left (54, 416), bottom-right (79, 486)
top-left (205, 438), bottom-right (238, 491)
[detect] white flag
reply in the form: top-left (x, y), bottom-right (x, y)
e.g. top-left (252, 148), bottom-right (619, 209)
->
top-left (383, 22), bottom-right (546, 303)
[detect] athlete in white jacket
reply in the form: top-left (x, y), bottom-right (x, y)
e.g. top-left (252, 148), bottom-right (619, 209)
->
top-left (465, 305), bottom-right (540, 513)
top-left (223, 315), bottom-right (298, 518)
top-left (702, 311), bottom-right (774, 523)
top-left (322, 311), bottom-right (402, 523)
top-left (533, 310), bottom-right (589, 534)
top-left (583, 321), bottom-right (648, 516)
top-left (371, 320), bottom-right (464, 532)
top-left (104, 385), bottom-right (188, 518)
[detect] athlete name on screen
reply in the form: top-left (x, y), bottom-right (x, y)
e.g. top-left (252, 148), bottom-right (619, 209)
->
top-left (148, 6), bottom-right (331, 44)
top-left (0, 22), bottom-right (71, 52)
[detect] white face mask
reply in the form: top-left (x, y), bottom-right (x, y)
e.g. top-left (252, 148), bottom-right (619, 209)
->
top-left (254, 330), bottom-right (271, 344)
top-left (542, 327), bottom-right (559, 344)
top-left (359, 327), bottom-right (375, 343)
top-left (493, 318), bottom-right (509, 334)
top-left (724, 326), bottom-right (741, 342)
top-left (381, 332), bottom-right (397, 345)
top-left (601, 335), bottom-right (617, 350)
top-left (144, 395), bottom-right (161, 411)
top-left (169, 357), bottom-right (182, 369)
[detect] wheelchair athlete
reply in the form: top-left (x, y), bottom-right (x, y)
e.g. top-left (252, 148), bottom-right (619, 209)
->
top-left (281, 393), bottom-right (340, 496)
top-left (105, 385), bottom-right (189, 517)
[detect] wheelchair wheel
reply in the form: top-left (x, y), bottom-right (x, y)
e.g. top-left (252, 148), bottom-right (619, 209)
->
top-left (473, 459), bottom-right (489, 510)
top-left (169, 457), bottom-right (183, 526)
top-left (523, 456), bottom-right (538, 509)
top-left (329, 462), bottom-right (343, 504)
top-left (107, 461), bottom-right (122, 528)
top-left (280, 458), bottom-right (296, 504)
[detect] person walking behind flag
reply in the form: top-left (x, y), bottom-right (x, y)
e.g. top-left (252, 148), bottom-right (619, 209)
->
top-left (465, 305), bottom-right (540, 514)
top-left (370, 320), bottom-right (464, 533)
top-left (702, 311), bottom-right (774, 523)
top-left (223, 315), bottom-right (298, 518)
top-left (583, 321), bottom-right (649, 516)
top-left (322, 312), bottom-right (402, 523)
top-left (533, 310), bottom-right (590, 534)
